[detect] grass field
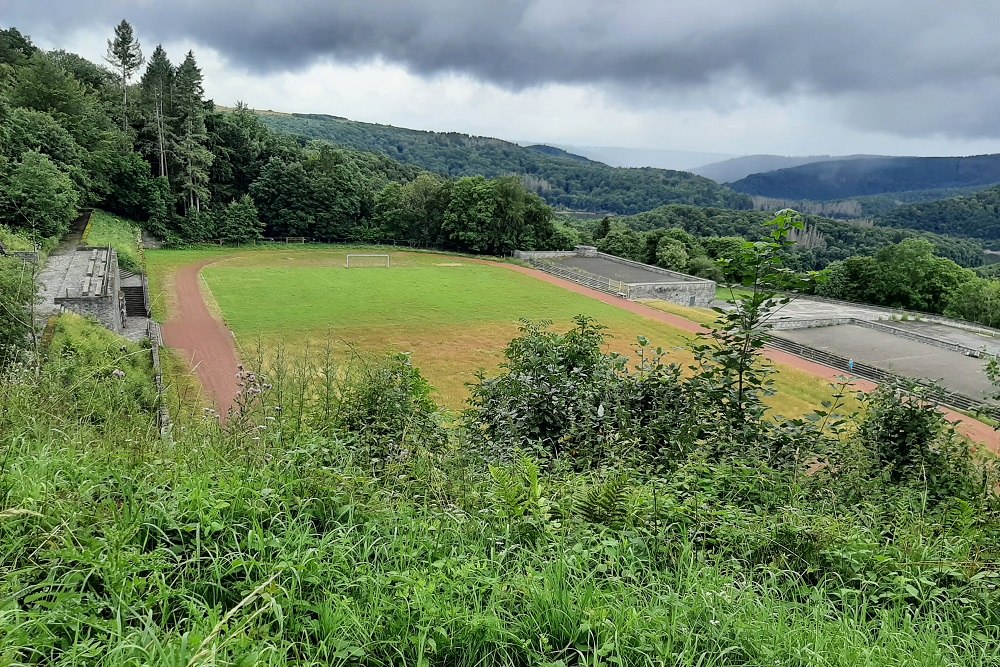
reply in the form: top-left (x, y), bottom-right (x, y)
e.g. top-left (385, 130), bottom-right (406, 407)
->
top-left (147, 246), bottom-right (853, 415)
top-left (83, 210), bottom-right (144, 272)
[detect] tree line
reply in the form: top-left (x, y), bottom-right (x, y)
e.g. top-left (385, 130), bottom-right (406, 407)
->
top-left (0, 23), bottom-right (565, 256)
top-left (255, 112), bottom-right (754, 215)
top-left (573, 208), bottom-right (1000, 328)
top-left (876, 184), bottom-right (1000, 246)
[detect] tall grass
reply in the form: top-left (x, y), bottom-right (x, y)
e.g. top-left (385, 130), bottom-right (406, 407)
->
top-left (83, 211), bottom-right (144, 273)
top-left (1, 316), bottom-right (998, 665)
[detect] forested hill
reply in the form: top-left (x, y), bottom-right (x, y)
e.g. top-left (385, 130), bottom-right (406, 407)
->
top-left (728, 154), bottom-right (1000, 200)
top-left (613, 204), bottom-right (986, 269)
top-left (691, 154), bottom-right (841, 183)
top-left (253, 111), bottom-right (752, 214)
top-left (876, 185), bottom-right (1000, 243)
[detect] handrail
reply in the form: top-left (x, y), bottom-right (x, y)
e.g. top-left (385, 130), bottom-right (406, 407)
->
top-left (763, 333), bottom-right (999, 419)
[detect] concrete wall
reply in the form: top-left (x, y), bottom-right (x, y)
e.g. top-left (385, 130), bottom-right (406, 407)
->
top-left (513, 250), bottom-right (577, 260)
top-left (54, 249), bottom-right (125, 333)
top-left (777, 290), bottom-right (1000, 338)
top-left (768, 317), bottom-right (856, 331)
top-left (11, 251), bottom-right (40, 264)
top-left (515, 245), bottom-right (717, 307)
top-left (593, 251), bottom-right (715, 284)
top-left (628, 281), bottom-right (716, 306)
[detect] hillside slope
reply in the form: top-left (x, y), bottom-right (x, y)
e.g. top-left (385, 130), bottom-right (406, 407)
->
top-left (728, 154), bottom-right (1000, 200)
top-left (254, 111), bottom-right (751, 214)
top-left (877, 185), bottom-right (1000, 242)
top-left (691, 154), bottom-right (844, 183)
top-left (615, 204), bottom-right (985, 268)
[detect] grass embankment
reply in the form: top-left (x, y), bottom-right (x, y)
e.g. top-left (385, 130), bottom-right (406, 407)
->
top-left (147, 246), bottom-right (851, 415)
top-left (82, 210), bottom-right (144, 272)
top-left (1, 316), bottom-right (997, 665)
top-left (0, 225), bottom-right (36, 252)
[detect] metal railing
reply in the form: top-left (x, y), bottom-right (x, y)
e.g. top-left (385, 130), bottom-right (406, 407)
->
top-left (527, 260), bottom-right (630, 298)
top-left (763, 333), bottom-right (1000, 420)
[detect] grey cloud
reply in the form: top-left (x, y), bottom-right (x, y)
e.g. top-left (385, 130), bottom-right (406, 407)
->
top-left (7, 0), bottom-right (1000, 139)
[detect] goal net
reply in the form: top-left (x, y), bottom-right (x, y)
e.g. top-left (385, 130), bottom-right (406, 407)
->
top-left (345, 253), bottom-right (391, 269)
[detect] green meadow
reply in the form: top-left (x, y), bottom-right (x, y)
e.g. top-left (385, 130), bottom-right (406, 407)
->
top-left (148, 246), bottom-right (851, 414)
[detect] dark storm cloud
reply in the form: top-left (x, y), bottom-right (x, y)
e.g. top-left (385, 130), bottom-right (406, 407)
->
top-left (8, 0), bottom-right (1000, 138)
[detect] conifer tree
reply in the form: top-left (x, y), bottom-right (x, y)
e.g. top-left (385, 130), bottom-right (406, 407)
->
top-left (173, 51), bottom-right (213, 214)
top-left (104, 19), bottom-right (144, 133)
top-left (139, 45), bottom-right (174, 179)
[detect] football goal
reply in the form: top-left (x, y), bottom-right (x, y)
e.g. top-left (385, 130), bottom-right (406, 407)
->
top-left (345, 253), bottom-right (391, 269)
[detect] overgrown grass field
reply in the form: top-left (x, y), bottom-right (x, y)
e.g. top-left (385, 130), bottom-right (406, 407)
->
top-left (147, 246), bottom-right (850, 414)
top-left (83, 210), bottom-right (144, 272)
top-left (2, 313), bottom-right (997, 666)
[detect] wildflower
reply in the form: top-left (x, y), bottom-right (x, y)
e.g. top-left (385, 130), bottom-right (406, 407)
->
top-left (111, 368), bottom-right (126, 380)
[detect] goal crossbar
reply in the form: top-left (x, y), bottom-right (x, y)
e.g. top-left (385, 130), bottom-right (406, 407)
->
top-left (345, 253), bottom-right (391, 268)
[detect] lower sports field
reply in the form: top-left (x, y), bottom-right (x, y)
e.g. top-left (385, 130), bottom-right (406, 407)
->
top-left (147, 246), bottom-right (851, 415)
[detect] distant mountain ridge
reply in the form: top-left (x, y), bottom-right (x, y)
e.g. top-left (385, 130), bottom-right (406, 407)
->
top-left (253, 111), bottom-right (751, 214)
top-left (728, 154), bottom-right (1000, 201)
top-left (545, 144), bottom-right (736, 171)
top-left (690, 154), bottom-right (883, 184)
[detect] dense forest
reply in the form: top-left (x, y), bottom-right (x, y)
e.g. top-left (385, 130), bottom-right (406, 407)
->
top-left (0, 26), bottom-right (564, 256)
top-left (255, 111), bottom-right (753, 214)
top-left (729, 154), bottom-right (1000, 201)
top-left (600, 204), bottom-right (986, 269)
top-left (876, 185), bottom-right (1000, 244)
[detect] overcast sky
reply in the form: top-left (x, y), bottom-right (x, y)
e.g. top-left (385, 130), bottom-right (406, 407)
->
top-left (7, 0), bottom-right (1000, 161)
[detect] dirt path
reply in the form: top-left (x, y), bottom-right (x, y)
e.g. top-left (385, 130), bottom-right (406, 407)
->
top-left (488, 261), bottom-right (999, 452)
top-left (161, 259), bottom-right (241, 418)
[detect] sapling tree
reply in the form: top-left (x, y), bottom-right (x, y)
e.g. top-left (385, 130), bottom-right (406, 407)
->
top-left (690, 209), bottom-right (813, 450)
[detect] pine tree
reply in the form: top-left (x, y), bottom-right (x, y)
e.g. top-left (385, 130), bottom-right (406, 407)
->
top-left (139, 45), bottom-right (174, 179)
top-left (173, 51), bottom-right (213, 214)
top-left (104, 19), bottom-right (144, 133)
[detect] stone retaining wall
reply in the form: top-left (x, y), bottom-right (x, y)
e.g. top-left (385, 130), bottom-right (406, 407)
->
top-left (627, 281), bottom-right (716, 306)
top-left (592, 251), bottom-right (716, 285)
top-left (54, 247), bottom-right (125, 334)
top-left (513, 250), bottom-right (577, 260)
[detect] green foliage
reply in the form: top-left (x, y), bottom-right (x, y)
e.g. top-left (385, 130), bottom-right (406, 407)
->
top-left (689, 210), bottom-right (810, 449)
top-left (654, 236), bottom-right (688, 271)
top-left (83, 210), bottom-right (143, 272)
top-left (333, 352), bottom-right (445, 466)
top-left (574, 471), bottom-right (631, 529)
top-left (848, 384), bottom-right (988, 500)
top-left (1, 309), bottom-right (999, 664)
top-left (215, 194), bottom-right (264, 244)
top-left (256, 111), bottom-right (753, 214)
top-left (613, 203), bottom-right (987, 270)
top-left (466, 316), bottom-right (630, 468)
top-left (878, 184), bottom-right (1000, 242)
top-left (730, 154), bottom-right (1000, 202)
top-left (104, 19), bottom-right (143, 131)
top-left (945, 277), bottom-right (1000, 328)
top-left (819, 238), bottom-right (986, 319)
top-left (42, 313), bottom-right (158, 428)
top-left (595, 223), bottom-right (644, 261)
top-left (0, 150), bottom-right (79, 238)
top-left (0, 255), bottom-right (35, 365)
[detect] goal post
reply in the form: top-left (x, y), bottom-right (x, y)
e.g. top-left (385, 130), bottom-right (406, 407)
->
top-left (345, 253), bottom-right (391, 269)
